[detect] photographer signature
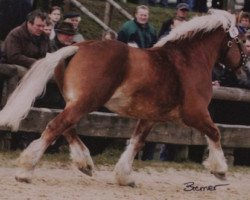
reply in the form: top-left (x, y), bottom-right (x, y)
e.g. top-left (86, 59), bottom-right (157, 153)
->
top-left (183, 182), bottom-right (230, 192)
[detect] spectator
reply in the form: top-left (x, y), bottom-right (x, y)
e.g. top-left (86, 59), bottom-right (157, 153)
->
top-left (237, 12), bottom-right (250, 35)
top-left (3, 10), bottom-right (50, 68)
top-left (63, 12), bottom-right (85, 43)
top-left (118, 5), bottom-right (157, 161)
top-left (48, 6), bottom-right (62, 40)
top-left (117, 5), bottom-right (157, 48)
top-left (44, 19), bottom-right (53, 36)
top-left (102, 30), bottom-right (117, 41)
top-left (212, 63), bottom-right (238, 88)
top-left (158, 2), bottom-right (189, 39)
top-left (50, 22), bottom-right (77, 52)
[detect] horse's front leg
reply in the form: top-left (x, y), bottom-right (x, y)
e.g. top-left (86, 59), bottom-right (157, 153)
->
top-left (63, 127), bottom-right (94, 176)
top-left (114, 119), bottom-right (154, 186)
top-left (182, 105), bottom-right (228, 180)
top-left (15, 102), bottom-right (85, 183)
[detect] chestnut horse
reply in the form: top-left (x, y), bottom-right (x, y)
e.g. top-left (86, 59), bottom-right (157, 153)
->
top-left (0, 9), bottom-right (246, 185)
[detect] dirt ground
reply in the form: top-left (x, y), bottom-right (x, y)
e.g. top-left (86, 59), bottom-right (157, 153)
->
top-left (0, 154), bottom-right (249, 200)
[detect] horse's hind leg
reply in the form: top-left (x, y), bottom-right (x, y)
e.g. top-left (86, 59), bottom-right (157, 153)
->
top-left (114, 119), bottom-right (154, 186)
top-left (63, 127), bottom-right (94, 176)
top-left (15, 101), bottom-right (88, 183)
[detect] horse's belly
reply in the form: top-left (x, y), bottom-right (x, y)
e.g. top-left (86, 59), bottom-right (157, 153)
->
top-left (105, 87), bottom-right (180, 121)
top-left (104, 87), bottom-right (132, 114)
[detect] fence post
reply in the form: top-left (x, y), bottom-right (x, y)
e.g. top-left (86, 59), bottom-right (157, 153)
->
top-left (224, 147), bottom-right (235, 166)
top-left (102, 1), bottom-right (114, 38)
top-left (174, 145), bottom-right (189, 162)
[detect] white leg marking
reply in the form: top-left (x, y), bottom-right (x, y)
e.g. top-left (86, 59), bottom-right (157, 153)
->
top-left (15, 138), bottom-right (47, 182)
top-left (114, 138), bottom-right (138, 186)
top-left (70, 142), bottom-right (94, 176)
top-left (203, 137), bottom-right (228, 173)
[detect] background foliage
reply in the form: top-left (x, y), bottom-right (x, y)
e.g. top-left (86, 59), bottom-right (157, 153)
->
top-left (66, 0), bottom-right (177, 39)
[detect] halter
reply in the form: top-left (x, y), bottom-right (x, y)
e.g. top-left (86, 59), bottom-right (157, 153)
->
top-left (222, 27), bottom-right (248, 71)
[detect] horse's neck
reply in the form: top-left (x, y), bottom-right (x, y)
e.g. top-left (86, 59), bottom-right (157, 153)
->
top-left (182, 29), bottom-right (226, 69)
top-left (199, 29), bottom-right (226, 62)
top-left (158, 28), bottom-right (227, 71)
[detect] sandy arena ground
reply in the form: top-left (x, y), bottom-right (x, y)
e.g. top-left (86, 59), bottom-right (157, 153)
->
top-left (0, 154), bottom-right (249, 200)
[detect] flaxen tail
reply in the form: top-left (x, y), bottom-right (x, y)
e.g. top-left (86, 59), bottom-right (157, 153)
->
top-left (0, 46), bottom-right (79, 131)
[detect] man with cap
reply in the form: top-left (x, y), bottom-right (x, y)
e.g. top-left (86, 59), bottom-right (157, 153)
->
top-left (50, 22), bottom-right (76, 52)
top-left (158, 2), bottom-right (189, 39)
top-left (63, 12), bottom-right (84, 43)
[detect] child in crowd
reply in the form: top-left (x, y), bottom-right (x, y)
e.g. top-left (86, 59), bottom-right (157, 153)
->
top-left (48, 6), bottom-right (62, 40)
top-left (237, 12), bottom-right (250, 35)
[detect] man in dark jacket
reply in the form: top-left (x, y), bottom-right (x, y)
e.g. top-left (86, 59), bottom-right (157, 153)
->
top-left (158, 3), bottom-right (189, 39)
top-left (3, 9), bottom-right (50, 68)
top-left (117, 5), bottom-right (157, 48)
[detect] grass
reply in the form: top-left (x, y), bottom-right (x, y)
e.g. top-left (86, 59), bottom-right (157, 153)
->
top-left (69, 0), bottom-right (177, 39)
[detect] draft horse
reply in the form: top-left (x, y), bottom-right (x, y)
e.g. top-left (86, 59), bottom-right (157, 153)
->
top-left (0, 9), bottom-right (246, 185)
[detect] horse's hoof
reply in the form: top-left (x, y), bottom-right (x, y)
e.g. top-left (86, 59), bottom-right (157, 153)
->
top-left (211, 171), bottom-right (227, 181)
top-left (15, 176), bottom-right (31, 183)
top-left (78, 165), bottom-right (93, 176)
top-left (127, 181), bottom-right (136, 188)
top-left (115, 174), bottom-right (135, 187)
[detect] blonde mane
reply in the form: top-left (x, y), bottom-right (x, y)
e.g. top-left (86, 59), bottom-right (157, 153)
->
top-left (154, 9), bottom-right (236, 47)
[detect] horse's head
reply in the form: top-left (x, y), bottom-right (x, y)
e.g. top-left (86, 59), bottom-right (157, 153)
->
top-left (154, 9), bottom-right (248, 74)
top-left (219, 27), bottom-right (248, 72)
top-left (206, 9), bottom-right (248, 72)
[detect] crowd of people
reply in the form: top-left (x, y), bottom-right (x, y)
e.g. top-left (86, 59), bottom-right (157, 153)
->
top-left (0, 7), bottom-right (84, 68)
top-left (0, 1), bottom-right (250, 162)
